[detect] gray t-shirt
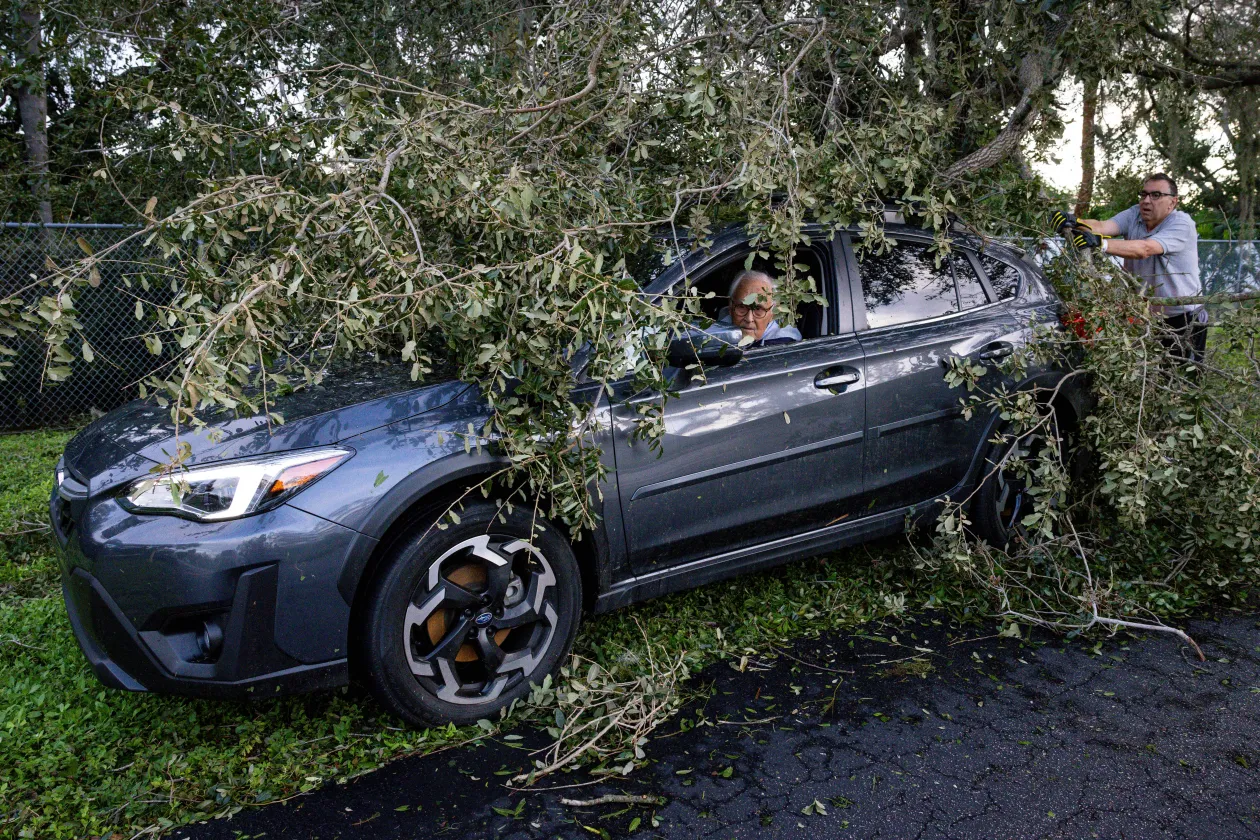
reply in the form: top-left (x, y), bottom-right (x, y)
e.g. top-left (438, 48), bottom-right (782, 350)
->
top-left (1106, 206), bottom-right (1202, 317)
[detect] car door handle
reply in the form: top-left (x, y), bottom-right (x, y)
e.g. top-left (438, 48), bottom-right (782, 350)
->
top-left (977, 342), bottom-right (1014, 361)
top-left (815, 368), bottom-right (860, 390)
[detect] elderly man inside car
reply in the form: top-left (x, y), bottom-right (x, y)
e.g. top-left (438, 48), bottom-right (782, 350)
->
top-left (718, 270), bottom-right (802, 347)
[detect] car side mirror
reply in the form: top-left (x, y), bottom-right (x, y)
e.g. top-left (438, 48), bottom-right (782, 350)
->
top-left (666, 326), bottom-right (745, 369)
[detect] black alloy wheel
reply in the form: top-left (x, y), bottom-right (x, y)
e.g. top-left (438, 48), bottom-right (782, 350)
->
top-left (973, 411), bottom-right (1064, 549)
top-left (995, 430), bottom-right (1042, 536)
top-left (361, 501), bottom-right (582, 727)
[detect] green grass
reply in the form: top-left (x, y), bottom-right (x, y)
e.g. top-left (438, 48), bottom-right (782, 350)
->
top-left (0, 427), bottom-right (945, 839)
top-left (3, 413), bottom-right (1258, 838)
top-left (0, 431), bottom-right (71, 596)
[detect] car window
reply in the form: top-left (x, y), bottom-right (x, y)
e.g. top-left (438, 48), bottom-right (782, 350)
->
top-left (977, 253), bottom-right (1021, 300)
top-left (667, 246), bottom-right (828, 343)
top-left (953, 253), bottom-right (989, 310)
top-left (858, 243), bottom-right (958, 329)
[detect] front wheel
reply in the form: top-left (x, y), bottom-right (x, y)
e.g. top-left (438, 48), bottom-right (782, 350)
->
top-left (360, 500), bottom-right (582, 727)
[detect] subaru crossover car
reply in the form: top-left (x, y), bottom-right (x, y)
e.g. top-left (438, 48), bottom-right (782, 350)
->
top-left (52, 224), bottom-right (1086, 726)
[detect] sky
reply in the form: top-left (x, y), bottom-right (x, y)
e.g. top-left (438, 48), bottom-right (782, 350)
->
top-left (1032, 77), bottom-right (1230, 201)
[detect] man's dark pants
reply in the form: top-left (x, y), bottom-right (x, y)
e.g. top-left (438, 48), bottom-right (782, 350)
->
top-left (1163, 312), bottom-right (1208, 366)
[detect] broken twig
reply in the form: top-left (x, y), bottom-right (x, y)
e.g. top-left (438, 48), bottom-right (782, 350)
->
top-left (560, 794), bottom-right (662, 807)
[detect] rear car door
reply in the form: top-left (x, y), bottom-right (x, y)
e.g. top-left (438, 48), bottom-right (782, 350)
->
top-left (610, 235), bottom-right (867, 576)
top-left (844, 232), bottom-right (1029, 513)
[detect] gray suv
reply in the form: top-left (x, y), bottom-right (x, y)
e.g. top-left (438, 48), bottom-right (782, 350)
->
top-left (51, 224), bottom-right (1086, 726)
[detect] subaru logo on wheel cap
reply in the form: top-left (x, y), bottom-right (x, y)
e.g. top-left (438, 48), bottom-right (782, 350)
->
top-left (474, 612), bottom-right (494, 626)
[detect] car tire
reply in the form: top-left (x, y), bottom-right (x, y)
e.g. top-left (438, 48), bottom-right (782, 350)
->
top-left (360, 499), bottom-right (582, 728)
top-left (971, 406), bottom-right (1069, 549)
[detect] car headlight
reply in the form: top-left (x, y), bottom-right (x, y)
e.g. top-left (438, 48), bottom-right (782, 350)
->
top-left (121, 448), bottom-right (351, 521)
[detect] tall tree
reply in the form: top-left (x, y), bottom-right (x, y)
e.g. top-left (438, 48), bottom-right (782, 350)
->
top-left (10, 0), bottom-right (51, 223)
top-left (1127, 0), bottom-right (1260, 234)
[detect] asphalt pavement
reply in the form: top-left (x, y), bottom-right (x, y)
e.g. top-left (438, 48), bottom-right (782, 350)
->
top-left (180, 611), bottom-right (1260, 840)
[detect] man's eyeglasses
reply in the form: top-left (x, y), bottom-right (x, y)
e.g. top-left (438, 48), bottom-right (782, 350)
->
top-left (731, 302), bottom-right (771, 318)
top-left (1138, 190), bottom-right (1175, 201)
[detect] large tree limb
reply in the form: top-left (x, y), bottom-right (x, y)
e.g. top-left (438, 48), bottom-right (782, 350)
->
top-left (1133, 61), bottom-right (1260, 91)
top-left (943, 8), bottom-right (1073, 179)
top-left (943, 65), bottom-right (1043, 179)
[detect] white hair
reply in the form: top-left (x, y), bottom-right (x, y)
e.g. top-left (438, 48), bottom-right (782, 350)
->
top-left (728, 270), bottom-right (776, 300)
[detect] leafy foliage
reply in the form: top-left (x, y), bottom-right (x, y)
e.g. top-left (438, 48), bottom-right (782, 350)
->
top-left (5, 0), bottom-right (1115, 529)
top-left (2, 4), bottom-right (1259, 834)
top-left (925, 250), bottom-right (1259, 645)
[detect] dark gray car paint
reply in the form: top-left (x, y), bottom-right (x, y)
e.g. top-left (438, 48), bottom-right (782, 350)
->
top-left (52, 224), bottom-right (1080, 701)
top-left (860, 309), bottom-right (1019, 511)
top-left (58, 489), bottom-right (359, 664)
top-left (610, 333), bottom-right (867, 573)
top-left (60, 366), bottom-right (469, 494)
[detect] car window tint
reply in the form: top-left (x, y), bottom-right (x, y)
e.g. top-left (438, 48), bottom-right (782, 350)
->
top-left (953, 253), bottom-right (989, 310)
top-left (858, 243), bottom-right (958, 329)
top-left (977, 253), bottom-right (1021, 300)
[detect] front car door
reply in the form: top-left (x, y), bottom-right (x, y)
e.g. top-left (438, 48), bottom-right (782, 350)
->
top-left (609, 232), bottom-right (867, 577)
top-left (844, 231), bottom-right (1034, 513)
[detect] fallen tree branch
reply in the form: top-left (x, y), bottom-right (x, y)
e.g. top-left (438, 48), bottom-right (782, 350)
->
top-left (560, 794), bottom-right (662, 807)
top-left (505, 8), bottom-right (622, 116)
top-left (1089, 615), bottom-right (1206, 661)
top-left (769, 645), bottom-right (855, 675)
top-left (943, 8), bottom-right (1073, 178)
top-left (1148, 291), bottom-right (1260, 306)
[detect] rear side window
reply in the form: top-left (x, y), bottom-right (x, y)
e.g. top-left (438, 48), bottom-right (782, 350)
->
top-left (977, 254), bottom-right (1021, 300)
top-left (953, 253), bottom-right (989, 310)
top-left (857, 243), bottom-right (958, 329)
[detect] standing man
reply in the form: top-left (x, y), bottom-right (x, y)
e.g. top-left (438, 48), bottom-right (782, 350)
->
top-left (1052, 173), bottom-right (1206, 364)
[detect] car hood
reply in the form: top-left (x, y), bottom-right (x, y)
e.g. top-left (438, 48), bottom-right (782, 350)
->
top-left (62, 362), bottom-right (471, 491)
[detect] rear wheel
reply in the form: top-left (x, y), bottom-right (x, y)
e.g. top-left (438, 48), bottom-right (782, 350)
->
top-left (361, 500), bottom-right (582, 727)
top-left (972, 408), bottom-right (1067, 548)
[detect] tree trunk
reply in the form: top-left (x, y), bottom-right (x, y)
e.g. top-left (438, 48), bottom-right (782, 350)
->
top-left (1075, 77), bottom-right (1097, 217)
top-left (15, 0), bottom-right (53, 225)
top-left (1239, 160), bottom-right (1256, 240)
top-left (1237, 102), bottom-right (1257, 241)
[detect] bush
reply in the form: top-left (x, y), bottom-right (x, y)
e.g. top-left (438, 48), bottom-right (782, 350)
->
top-left (926, 249), bottom-right (1260, 647)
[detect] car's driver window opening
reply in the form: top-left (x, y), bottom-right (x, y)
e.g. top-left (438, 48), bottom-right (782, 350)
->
top-left (673, 248), bottom-right (826, 343)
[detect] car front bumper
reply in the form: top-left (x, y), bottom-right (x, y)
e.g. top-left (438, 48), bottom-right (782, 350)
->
top-left (52, 467), bottom-right (366, 699)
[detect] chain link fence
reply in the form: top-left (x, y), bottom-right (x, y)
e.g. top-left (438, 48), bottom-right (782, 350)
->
top-left (2, 224), bottom-right (1258, 432)
top-left (1199, 240), bottom-right (1260, 296)
top-left (1, 223), bottom-right (173, 430)
top-left (1022, 238), bottom-right (1260, 296)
